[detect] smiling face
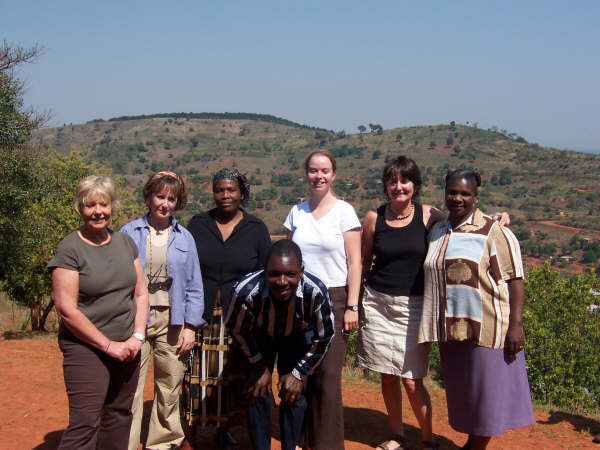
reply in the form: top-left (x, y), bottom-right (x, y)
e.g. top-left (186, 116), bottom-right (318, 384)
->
top-left (445, 176), bottom-right (477, 225)
top-left (266, 254), bottom-right (304, 303)
top-left (385, 175), bottom-right (415, 204)
top-left (80, 195), bottom-right (112, 231)
top-left (148, 186), bottom-right (177, 224)
top-left (213, 179), bottom-right (244, 213)
top-left (306, 154), bottom-right (336, 194)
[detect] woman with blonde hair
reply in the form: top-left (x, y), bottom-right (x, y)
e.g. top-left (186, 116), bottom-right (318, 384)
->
top-left (49, 175), bottom-right (149, 450)
top-left (120, 170), bottom-right (205, 450)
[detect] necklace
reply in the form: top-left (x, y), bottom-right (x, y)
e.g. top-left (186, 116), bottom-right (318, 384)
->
top-left (147, 225), bottom-right (170, 286)
top-left (148, 215), bottom-right (170, 235)
top-left (80, 228), bottom-right (110, 245)
top-left (388, 202), bottom-right (414, 221)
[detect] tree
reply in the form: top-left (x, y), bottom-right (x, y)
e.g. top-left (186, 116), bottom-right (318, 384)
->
top-left (357, 125), bottom-right (367, 133)
top-left (1, 42), bottom-right (128, 330)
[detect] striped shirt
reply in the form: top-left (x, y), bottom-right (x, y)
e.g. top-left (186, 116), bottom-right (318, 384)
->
top-left (418, 209), bottom-right (524, 349)
top-left (225, 270), bottom-right (335, 380)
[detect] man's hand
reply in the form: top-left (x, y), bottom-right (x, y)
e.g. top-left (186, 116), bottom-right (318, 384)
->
top-left (245, 361), bottom-right (272, 404)
top-left (279, 373), bottom-right (305, 404)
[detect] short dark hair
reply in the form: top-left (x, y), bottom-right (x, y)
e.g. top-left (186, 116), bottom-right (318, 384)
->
top-left (212, 168), bottom-right (250, 204)
top-left (143, 171), bottom-right (187, 211)
top-left (445, 169), bottom-right (481, 195)
top-left (266, 239), bottom-right (303, 267)
top-left (382, 156), bottom-right (422, 197)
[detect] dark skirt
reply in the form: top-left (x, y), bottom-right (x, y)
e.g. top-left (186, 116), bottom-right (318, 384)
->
top-left (440, 341), bottom-right (535, 437)
top-left (182, 304), bottom-right (247, 427)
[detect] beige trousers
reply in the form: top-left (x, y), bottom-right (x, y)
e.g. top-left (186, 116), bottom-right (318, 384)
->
top-left (128, 307), bottom-right (186, 450)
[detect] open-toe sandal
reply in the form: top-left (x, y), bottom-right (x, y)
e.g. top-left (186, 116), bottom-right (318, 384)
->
top-left (376, 434), bottom-right (408, 450)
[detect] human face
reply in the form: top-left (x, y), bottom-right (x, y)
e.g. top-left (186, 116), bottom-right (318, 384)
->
top-left (213, 179), bottom-right (244, 213)
top-left (445, 177), bottom-right (477, 225)
top-left (386, 176), bottom-right (415, 204)
top-left (266, 254), bottom-right (303, 303)
top-left (148, 187), bottom-right (177, 225)
top-left (80, 196), bottom-right (112, 231)
top-left (306, 155), bottom-right (336, 194)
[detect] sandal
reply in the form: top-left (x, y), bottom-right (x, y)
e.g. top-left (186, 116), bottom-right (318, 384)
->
top-left (376, 434), bottom-right (408, 450)
top-left (422, 441), bottom-right (439, 450)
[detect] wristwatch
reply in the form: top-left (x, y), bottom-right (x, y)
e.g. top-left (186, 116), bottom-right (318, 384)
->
top-left (345, 305), bottom-right (359, 312)
top-left (132, 332), bottom-right (145, 343)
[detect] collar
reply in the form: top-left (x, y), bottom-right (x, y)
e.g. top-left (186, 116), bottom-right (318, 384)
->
top-left (205, 207), bottom-right (261, 225)
top-left (133, 213), bottom-right (181, 232)
top-left (446, 208), bottom-right (484, 232)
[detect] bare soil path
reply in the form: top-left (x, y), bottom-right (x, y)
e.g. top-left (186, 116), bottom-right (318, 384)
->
top-left (0, 335), bottom-right (598, 449)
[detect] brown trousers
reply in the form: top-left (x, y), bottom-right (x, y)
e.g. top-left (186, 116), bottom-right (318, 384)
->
top-left (58, 336), bottom-right (140, 450)
top-left (305, 286), bottom-right (348, 450)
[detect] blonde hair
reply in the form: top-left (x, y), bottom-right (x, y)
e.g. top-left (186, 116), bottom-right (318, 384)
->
top-left (73, 176), bottom-right (120, 216)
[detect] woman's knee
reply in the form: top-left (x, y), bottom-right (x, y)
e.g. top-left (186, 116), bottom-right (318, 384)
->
top-left (401, 377), bottom-right (422, 394)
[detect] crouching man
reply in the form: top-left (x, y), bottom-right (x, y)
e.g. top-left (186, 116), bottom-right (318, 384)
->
top-left (226, 239), bottom-right (334, 450)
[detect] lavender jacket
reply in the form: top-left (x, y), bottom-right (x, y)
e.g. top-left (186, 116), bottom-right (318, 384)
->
top-left (120, 214), bottom-right (205, 328)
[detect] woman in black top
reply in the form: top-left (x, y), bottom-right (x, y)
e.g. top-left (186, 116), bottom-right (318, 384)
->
top-left (184, 168), bottom-right (271, 450)
top-left (358, 157), bottom-right (444, 450)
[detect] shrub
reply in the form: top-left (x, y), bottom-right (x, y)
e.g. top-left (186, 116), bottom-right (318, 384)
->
top-left (524, 264), bottom-right (600, 412)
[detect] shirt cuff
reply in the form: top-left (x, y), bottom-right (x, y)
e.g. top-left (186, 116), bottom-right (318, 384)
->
top-left (291, 368), bottom-right (303, 381)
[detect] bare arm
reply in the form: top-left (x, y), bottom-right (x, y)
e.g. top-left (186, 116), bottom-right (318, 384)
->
top-left (123, 258), bottom-right (149, 358)
top-left (505, 278), bottom-right (525, 357)
top-left (361, 210), bottom-right (377, 278)
top-left (343, 227), bottom-right (362, 331)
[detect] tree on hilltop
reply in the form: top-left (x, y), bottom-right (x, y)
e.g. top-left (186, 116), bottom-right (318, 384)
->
top-left (357, 125), bottom-right (367, 133)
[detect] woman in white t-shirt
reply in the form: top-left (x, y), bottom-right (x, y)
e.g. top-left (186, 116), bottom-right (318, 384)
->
top-left (284, 150), bottom-right (361, 450)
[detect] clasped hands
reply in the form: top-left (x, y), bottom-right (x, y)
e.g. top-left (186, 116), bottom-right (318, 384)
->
top-left (245, 360), bottom-right (305, 405)
top-left (105, 336), bottom-right (143, 361)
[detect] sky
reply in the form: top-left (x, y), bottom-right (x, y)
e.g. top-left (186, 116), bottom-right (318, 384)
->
top-left (2, 1), bottom-right (599, 152)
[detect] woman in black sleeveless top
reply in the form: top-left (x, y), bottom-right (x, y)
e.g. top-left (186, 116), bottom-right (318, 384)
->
top-left (357, 157), bottom-right (445, 450)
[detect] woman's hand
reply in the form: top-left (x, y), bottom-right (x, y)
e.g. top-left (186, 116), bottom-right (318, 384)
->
top-left (492, 211), bottom-right (511, 226)
top-left (279, 373), bottom-right (305, 404)
top-left (176, 324), bottom-right (196, 356)
top-left (505, 323), bottom-right (525, 357)
top-left (343, 309), bottom-right (359, 332)
top-left (106, 340), bottom-right (133, 362)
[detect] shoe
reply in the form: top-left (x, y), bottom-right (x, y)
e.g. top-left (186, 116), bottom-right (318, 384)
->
top-left (593, 433), bottom-right (600, 443)
top-left (376, 434), bottom-right (408, 450)
top-left (215, 428), bottom-right (239, 450)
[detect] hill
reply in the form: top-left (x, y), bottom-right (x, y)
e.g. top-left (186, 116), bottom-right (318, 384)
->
top-left (33, 113), bottom-right (600, 269)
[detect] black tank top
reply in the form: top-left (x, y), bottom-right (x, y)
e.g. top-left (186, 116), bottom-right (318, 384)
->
top-left (366, 203), bottom-right (427, 296)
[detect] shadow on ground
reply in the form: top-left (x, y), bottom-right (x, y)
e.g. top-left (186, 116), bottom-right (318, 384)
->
top-left (538, 409), bottom-right (600, 436)
top-left (343, 406), bottom-right (461, 449)
top-left (32, 430), bottom-right (63, 449)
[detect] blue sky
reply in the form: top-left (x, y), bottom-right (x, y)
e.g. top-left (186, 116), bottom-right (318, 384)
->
top-left (2, 1), bottom-right (599, 152)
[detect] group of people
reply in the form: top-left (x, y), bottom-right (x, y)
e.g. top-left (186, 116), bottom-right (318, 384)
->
top-left (48, 149), bottom-right (535, 450)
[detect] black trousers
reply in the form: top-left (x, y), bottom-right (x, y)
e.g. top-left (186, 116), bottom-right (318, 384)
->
top-left (247, 330), bottom-right (310, 450)
top-left (305, 286), bottom-right (348, 450)
top-left (58, 336), bottom-right (140, 450)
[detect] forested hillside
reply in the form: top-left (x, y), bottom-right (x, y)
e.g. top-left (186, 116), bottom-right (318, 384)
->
top-left (34, 113), bottom-right (600, 270)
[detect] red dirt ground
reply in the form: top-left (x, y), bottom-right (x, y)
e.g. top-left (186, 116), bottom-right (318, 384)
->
top-left (1, 335), bottom-right (599, 449)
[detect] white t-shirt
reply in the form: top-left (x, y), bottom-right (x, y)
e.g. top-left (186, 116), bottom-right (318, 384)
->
top-left (284, 199), bottom-right (361, 288)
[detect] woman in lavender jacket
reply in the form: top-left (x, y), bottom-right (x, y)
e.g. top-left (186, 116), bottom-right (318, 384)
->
top-left (120, 171), bottom-right (205, 450)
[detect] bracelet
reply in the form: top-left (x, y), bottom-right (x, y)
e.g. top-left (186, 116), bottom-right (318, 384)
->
top-left (105, 341), bottom-right (111, 353)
